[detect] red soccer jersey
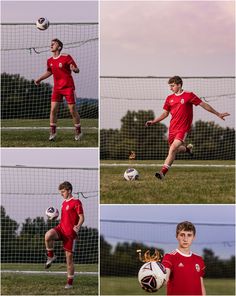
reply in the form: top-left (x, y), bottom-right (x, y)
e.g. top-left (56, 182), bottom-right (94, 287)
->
top-left (47, 54), bottom-right (77, 90)
top-left (59, 197), bottom-right (84, 236)
top-left (163, 91), bottom-right (202, 134)
top-left (162, 249), bottom-right (205, 295)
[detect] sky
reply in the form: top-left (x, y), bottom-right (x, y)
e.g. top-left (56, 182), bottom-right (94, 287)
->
top-left (1, 1), bottom-right (98, 23)
top-left (1, 149), bottom-right (99, 228)
top-left (100, 205), bottom-right (235, 259)
top-left (100, 0), bottom-right (235, 76)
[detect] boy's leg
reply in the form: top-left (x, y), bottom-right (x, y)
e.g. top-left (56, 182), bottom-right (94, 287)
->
top-left (156, 139), bottom-right (183, 179)
top-left (44, 229), bottom-right (59, 268)
top-left (65, 251), bottom-right (74, 289)
top-left (68, 104), bottom-right (82, 140)
top-left (49, 101), bottom-right (60, 141)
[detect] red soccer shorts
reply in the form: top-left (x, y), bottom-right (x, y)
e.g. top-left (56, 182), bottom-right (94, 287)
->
top-left (54, 225), bottom-right (76, 253)
top-left (51, 88), bottom-right (76, 104)
top-left (168, 130), bottom-right (188, 146)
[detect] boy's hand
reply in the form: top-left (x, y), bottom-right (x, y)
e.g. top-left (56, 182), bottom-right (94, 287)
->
top-left (218, 112), bottom-right (230, 120)
top-left (73, 225), bottom-right (81, 234)
top-left (145, 120), bottom-right (154, 127)
top-left (34, 80), bottom-right (40, 86)
top-left (70, 64), bottom-right (79, 73)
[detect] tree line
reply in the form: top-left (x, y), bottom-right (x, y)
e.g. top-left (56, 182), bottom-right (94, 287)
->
top-left (101, 110), bottom-right (235, 160)
top-left (1, 206), bottom-right (98, 264)
top-left (100, 236), bottom-right (235, 278)
top-left (1, 73), bottom-right (98, 119)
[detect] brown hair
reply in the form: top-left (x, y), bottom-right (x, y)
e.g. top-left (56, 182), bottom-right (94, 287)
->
top-left (176, 221), bottom-right (196, 237)
top-left (168, 76), bottom-right (183, 87)
top-left (58, 181), bottom-right (73, 192)
top-left (52, 38), bottom-right (63, 52)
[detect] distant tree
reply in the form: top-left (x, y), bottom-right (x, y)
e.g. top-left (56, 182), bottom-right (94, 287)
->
top-left (1, 206), bottom-right (19, 262)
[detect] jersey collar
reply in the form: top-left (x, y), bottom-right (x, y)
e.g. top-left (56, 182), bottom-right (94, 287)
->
top-left (52, 54), bottom-right (61, 60)
top-left (176, 248), bottom-right (192, 257)
top-left (65, 196), bottom-right (74, 202)
top-left (174, 90), bottom-right (185, 96)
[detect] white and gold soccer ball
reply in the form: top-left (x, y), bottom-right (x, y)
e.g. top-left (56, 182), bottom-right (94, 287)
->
top-left (36, 17), bottom-right (50, 30)
top-left (45, 207), bottom-right (59, 220)
top-left (138, 261), bottom-right (166, 293)
top-left (124, 168), bottom-right (139, 181)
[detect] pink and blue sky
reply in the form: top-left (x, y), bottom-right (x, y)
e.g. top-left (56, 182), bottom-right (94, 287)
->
top-left (101, 0), bottom-right (235, 76)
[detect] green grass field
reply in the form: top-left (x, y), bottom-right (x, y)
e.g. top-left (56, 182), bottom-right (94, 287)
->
top-left (100, 277), bottom-right (235, 295)
top-left (100, 160), bottom-right (235, 204)
top-left (1, 263), bottom-right (98, 295)
top-left (1, 119), bottom-right (98, 147)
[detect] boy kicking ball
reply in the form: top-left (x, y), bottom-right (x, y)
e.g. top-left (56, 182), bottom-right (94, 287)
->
top-left (145, 76), bottom-right (230, 180)
top-left (162, 221), bottom-right (206, 295)
top-left (35, 39), bottom-right (82, 141)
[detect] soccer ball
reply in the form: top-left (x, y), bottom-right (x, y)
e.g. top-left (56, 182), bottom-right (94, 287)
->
top-left (124, 168), bottom-right (139, 181)
top-left (45, 207), bottom-right (59, 220)
top-left (138, 261), bottom-right (166, 293)
top-left (36, 17), bottom-right (50, 30)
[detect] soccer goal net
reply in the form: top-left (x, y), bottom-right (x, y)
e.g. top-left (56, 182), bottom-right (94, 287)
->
top-left (1, 23), bottom-right (98, 131)
top-left (1, 165), bottom-right (98, 274)
top-left (100, 218), bottom-right (235, 279)
top-left (100, 76), bottom-right (235, 160)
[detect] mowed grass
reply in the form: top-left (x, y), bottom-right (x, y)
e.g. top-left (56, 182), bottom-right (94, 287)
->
top-left (1, 274), bottom-right (98, 295)
top-left (1, 263), bottom-right (98, 295)
top-left (100, 277), bottom-right (235, 295)
top-left (1, 118), bottom-right (98, 147)
top-left (1, 263), bottom-right (98, 272)
top-left (100, 160), bottom-right (235, 204)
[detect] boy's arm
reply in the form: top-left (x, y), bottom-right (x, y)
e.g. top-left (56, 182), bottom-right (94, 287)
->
top-left (70, 64), bottom-right (80, 73)
top-left (145, 110), bottom-right (169, 126)
top-left (199, 101), bottom-right (230, 120)
top-left (73, 213), bottom-right (85, 233)
top-left (165, 267), bottom-right (171, 284)
top-left (200, 277), bottom-right (206, 295)
top-left (34, 71), bottom-right (52, 85)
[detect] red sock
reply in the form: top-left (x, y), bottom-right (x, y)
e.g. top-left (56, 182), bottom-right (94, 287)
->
top-left (161, 164), bottom-right (170, 175)
top-left (67, 277), bottom-right (74, 285)
top-left (75, 124), bottom-right (81, 134)
top-left (47, 250), bottom-right (54, 258)
top-left (50, 125), bottom-right (56, 134)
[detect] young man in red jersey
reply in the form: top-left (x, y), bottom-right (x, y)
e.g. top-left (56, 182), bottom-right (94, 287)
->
top-left (162, 221), bottom-right (206, 295)
top-left (145, 76), bottom-right (230, 180)
top-left (35, 39), bottom-right (82, 141)
top-left (44, 181), bottom-right (84, 289)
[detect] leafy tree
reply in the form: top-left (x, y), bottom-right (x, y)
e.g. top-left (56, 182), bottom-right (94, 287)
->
top-left (1, 206), bottom-right (19, 262)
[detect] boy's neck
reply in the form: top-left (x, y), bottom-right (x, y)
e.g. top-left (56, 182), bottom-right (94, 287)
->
top-left (53, 52), bottom-right (60, 58)
top-left (177, 247), bottom-right (191, 255)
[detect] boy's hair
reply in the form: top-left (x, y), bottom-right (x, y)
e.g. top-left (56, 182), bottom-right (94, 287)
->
top-left (168, 76), bottom-right (183, 87)
top-left (58, 181), bottom-right (73, 192)
top-left (176, 221), bottom-right (196, 236)
top-left (52, 38), bottom-right (63, 52)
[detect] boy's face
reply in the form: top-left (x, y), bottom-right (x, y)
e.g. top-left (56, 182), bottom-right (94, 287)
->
top-left (169, 83), bottom-right (182, 93)
top-left (176, 230), bottom-right (195, 249)
top-left (60, 188), bottom-right (71, 199)
top-left (50, 41), bottom-right (60, 52)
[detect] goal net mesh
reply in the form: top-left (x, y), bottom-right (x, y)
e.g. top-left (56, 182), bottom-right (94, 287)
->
top-left (1, 23), bottom-right (98, 128)
top-left (100, 77), bottom-right (235, 160)
top-left (1, 165), bottom-right (98, 271)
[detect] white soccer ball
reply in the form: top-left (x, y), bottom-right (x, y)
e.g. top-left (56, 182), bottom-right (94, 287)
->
top-left (36, 17), bottom-right (50, 30)
top-left (45, 207), bottom-right (59, 220)
top-left (138, 261), bottom-right (166, 293)
top-left (124, 168), bottom-right (139, 181)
